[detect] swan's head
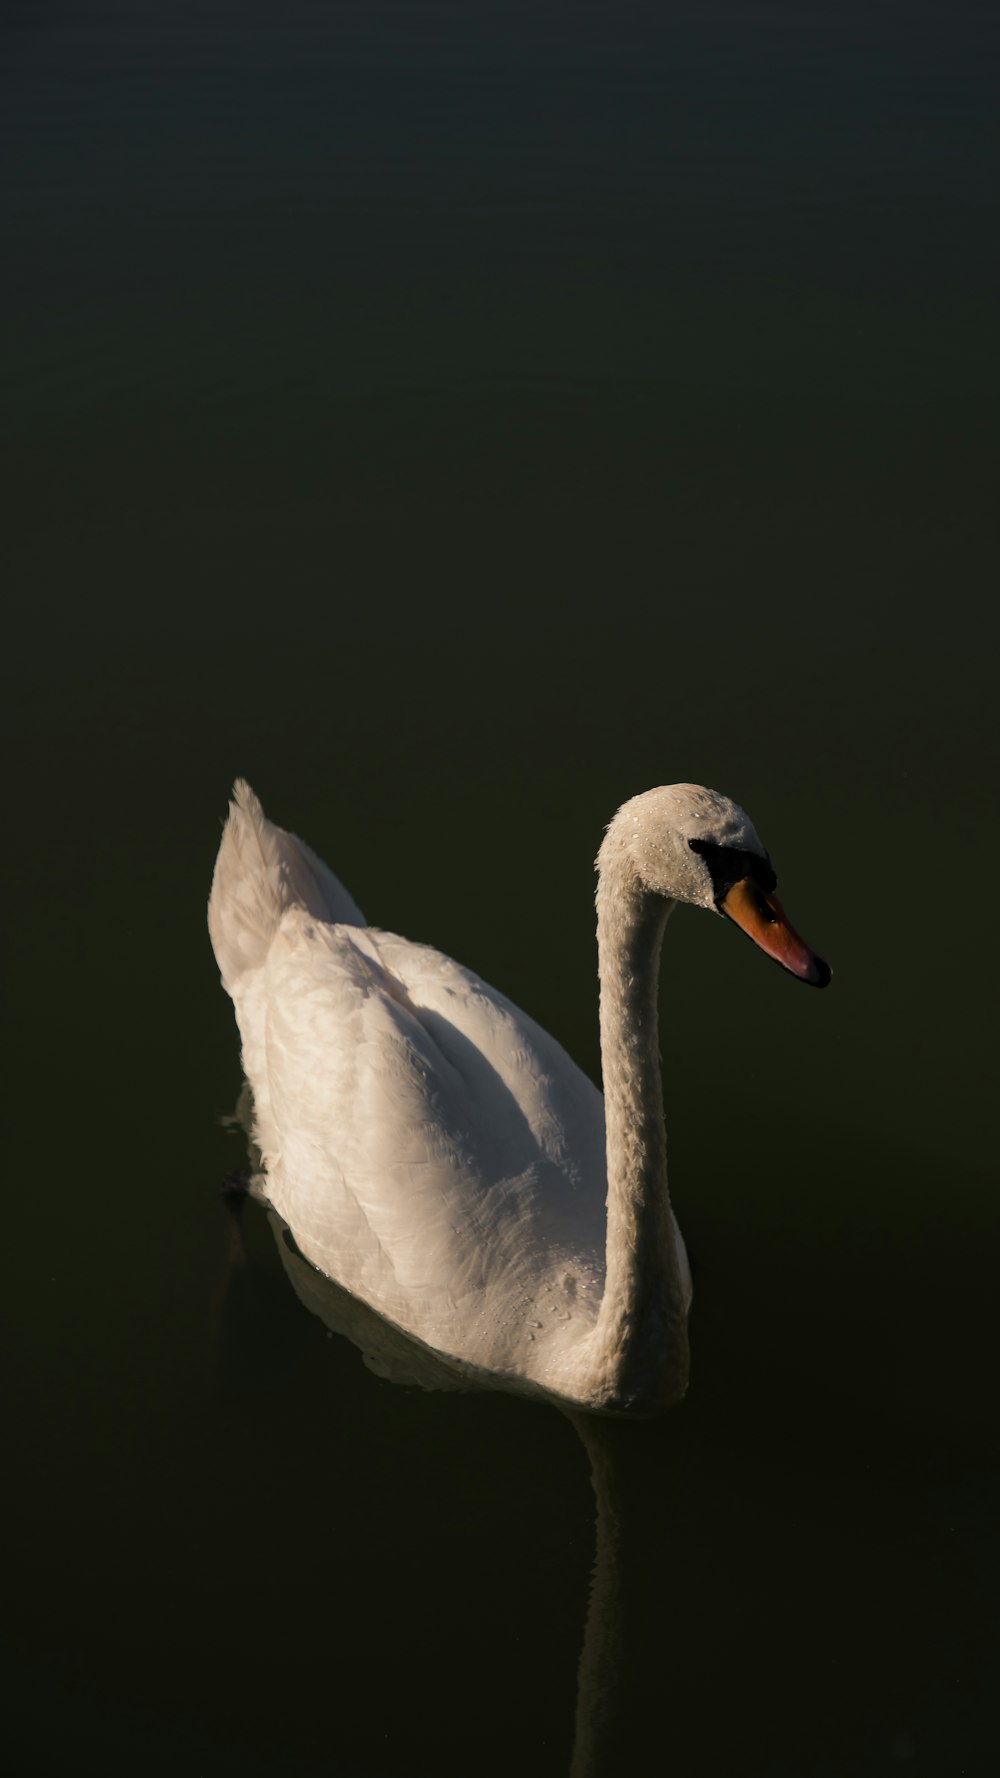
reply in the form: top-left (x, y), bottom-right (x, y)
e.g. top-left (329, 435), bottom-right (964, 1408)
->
top-left (602, 783), bottom-right (830, 987)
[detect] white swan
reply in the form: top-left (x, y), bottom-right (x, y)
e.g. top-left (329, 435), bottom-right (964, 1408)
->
top-left (209, 780), bottom-right (828, 1415)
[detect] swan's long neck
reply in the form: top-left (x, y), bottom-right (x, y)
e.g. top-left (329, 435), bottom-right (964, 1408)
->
top-left (590, 848), bottom-right (689, 1412)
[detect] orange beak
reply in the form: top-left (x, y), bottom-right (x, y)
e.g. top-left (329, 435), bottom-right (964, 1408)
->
top-left (720, 878), bottom-right (831, 987)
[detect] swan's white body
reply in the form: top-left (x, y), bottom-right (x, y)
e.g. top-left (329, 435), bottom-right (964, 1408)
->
top-left (209, 780), bottom-right (820, 1413)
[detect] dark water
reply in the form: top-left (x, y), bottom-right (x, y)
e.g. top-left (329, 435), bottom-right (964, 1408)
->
top-left (4, 5), bottom-right (998, 1773)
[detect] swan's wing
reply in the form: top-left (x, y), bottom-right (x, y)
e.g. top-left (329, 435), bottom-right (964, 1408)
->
top-left (250, 910), bottom-right (607, 1360)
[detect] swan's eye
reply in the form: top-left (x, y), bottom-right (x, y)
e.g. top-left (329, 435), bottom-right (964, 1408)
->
top-left (753, 887), bottom-right (778, 925)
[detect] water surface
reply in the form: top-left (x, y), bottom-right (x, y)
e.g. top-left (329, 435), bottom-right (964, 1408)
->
top-left (4, 5), bottom-right (998, 1773)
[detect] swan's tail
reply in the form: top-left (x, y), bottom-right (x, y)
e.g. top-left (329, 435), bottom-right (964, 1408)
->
top-left (208, 780), bottom-right (365, 996)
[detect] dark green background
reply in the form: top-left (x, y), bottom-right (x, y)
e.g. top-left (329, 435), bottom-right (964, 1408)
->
top-left (4, 4), bottom-right (997, 1773)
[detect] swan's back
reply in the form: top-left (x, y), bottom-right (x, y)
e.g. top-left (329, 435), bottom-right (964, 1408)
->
top-left (208, 783), bottom-right (609, 1382)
